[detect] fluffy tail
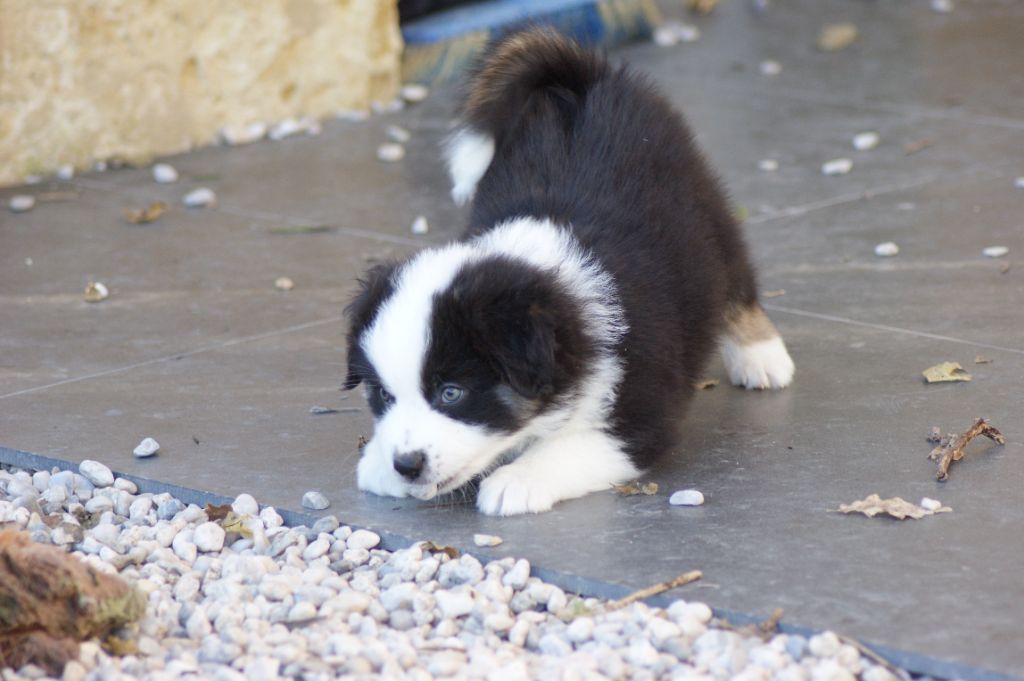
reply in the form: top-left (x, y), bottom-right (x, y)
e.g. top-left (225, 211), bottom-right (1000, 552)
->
top-left (445, 27), bottom-right (607, 205)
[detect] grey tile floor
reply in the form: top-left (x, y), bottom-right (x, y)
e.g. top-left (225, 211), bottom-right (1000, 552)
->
top-left (3, 1), bottom-right (1023, 678)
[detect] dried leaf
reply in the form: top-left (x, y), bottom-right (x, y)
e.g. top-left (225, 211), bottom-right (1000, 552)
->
top-left (125, 201), bottom-right (168, 224)
top-left (903, 139), bottom-right (934, 155)
top-left (817, 23), bottom-right (858, 51)
top-left (922, 361), bottom-right (971, 383)
top-left (274, 276), bottom-right (295, 291)
top-left (928, 417), bottom-right (1006, 481)
top-left (221, 511), bottom-right (253, 539)
top-left (84, 281), bottom-right (109, 303)
top-left (974, 355), bottom-right (992, 364)
top-left (204, 503), bottom-right (232, 521)
top-left (687, 0), bottom-right (719, 14)
top-left (694, 379), bottom-right (720, 390)
top-left (837, 494), bottom-right (951, 519)
top-left (613, 481), bottom-right (659, 496)
top-left (420, 541), bottom-right (459, 559)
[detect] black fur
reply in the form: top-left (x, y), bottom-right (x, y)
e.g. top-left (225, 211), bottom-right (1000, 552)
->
top-left (343, 263), bottom-right (397, 392)
top-left (459, 28), bottom-right (759, 467)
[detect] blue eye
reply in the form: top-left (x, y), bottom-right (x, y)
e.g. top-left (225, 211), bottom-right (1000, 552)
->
top-left (378, 386), bottom-right (394, 404)
top-left (439, 384), bottom-right (465, 405)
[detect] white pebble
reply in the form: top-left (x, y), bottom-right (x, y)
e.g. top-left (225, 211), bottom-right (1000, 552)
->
top-left (377, 143), bottom-right (406, 162)
top-left (194, 521), bottom-right (226, 553)
top-left (654, 21), bottom-right (700, 47)
top-left (347, 529), bottom-right (381, 550)
top-left (79, 460), bottom-right (114, 487)
top-left (930, 0), bottom-right (954, 13)
top-left (473, 533), bottom-right (503, 547)
top-left (920, 497), bottom-right (942, 511)
top-left (221, 122), bottom-right (267, 146)
top-left (287, 601), bottom-right (317, 622)
top-left (232, 493), bottom-right (259, 516)
top-left (808, 631), bottom-right (841, 657)
top-left (387, 125), bottom-right (411, 143)
top-left (274, 276), bottom-right (294, 291)
top-left (152, 163), bottom-right (179, 183)
top-left (56, 164), bottom-right (74, 180)
top-left (852, 132), bottom-right (879, 151)
top-left (400, 83), bottom-right (430, 103)
top-left (669, 489), bottom-right (705, 506)
top-left (9, 195), bottom-right (35, 212)
top-left (84, 496), bottom-right (114, 513)
top-left (822, 158), bottom-right (853, 176)
top-left (1014, 177), bottom-right (1024, 189)
top-left (874, 241), bottom-right (900, 257)
top-left (84, 281), bottom-right (109, 303)
top-left (759, 159), bottom-right (779, 172)
top-left (303, 538), bottom-right (330, 561)
top-left (260, 506), bottom-right (284, 528)
top-left (411, 215), bottom-right (429, 235)
top-left (172, 531), bottom-right (198, 564)
top-left (982, 246), bottom-right (1008, 258)
top-left (243, 657), bottom-right (280, 681)
top-left (759, 60), bottom-right (782, 76)
top-left (302, 491), bottom-right (330, 510)
top-left (133, 437), bottom-right (160, 458)
top-left (436, 590), bottom-right (474, 619)
top-left (183, 187), bottom-right (216, 208)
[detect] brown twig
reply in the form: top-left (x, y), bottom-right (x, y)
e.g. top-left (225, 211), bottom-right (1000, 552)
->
top-left (836, 633), bottom-right (909, 679)
top-left (928, 417), bottom-right (1006, 481)
top-left (605, 570), bottom-right (702, 611)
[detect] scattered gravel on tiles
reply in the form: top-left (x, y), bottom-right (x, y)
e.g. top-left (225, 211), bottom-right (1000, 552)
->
top-left (669, 489), bottom-right (706, 506)
top-left (852, 131), bottom-right (880, 151)
top-left (0, 461), bottom-right (910, 681)
top-left (822, 158), bottom-right (853, 176)
top-left (759, 59), bottom-right (782, 76)
top-left (301, 490), bottom-right (330, 510)
top-left (183, 187), bottom-right (217, 208)
top-left (411, 215), bottom-right (429, 235)
top-left (8, 195), bottom-right (35, 212)
top-left (133, 437), bottom-right (160, 458)
top-left (152, 163), bottom-right (179, 184)
top-left (377, 143), bottom-right (406, 162)
top-left (982, 246), bottom-right (1008, 258)
top-left (874, 241), bottom-right (900, 257)
top-left (400, 83), bottom-right (430, 103)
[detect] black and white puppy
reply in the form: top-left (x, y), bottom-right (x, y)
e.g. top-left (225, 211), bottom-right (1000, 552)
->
top-left (343, 28), bottom-right (794, 516)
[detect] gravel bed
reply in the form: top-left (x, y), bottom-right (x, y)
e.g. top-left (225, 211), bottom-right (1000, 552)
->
top-left (0, 462), bottom-right (910, 681)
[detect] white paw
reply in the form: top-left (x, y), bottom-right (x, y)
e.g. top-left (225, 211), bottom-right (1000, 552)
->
top-left (356, 444), bottom-right (409, 498)
top-left (722, 336), bottom-right (795, 390)
top-left (477, 465), bottom-right (559, 516)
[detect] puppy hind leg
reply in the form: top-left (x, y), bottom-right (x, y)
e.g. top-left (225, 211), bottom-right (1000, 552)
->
top-left (720, 303), bottom-right (795, 390)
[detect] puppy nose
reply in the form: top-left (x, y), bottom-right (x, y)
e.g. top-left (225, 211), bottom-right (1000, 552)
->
top-left (393, 450), bottom-right (426, 480)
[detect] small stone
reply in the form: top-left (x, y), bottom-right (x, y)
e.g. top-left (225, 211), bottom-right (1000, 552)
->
top-left (287, 601), bottom-right (317, 622)
top-left (129, 496), bottom-right (153, 519)
top-left (302, 491), bottom-right (330, 510)
top-left (173, 531), bottom-right (198, 564)
top-left (113, 477), bottom-right (137, 493)
top-left (759, 60), bottom-right (782, 76)
top-left (427, 650), bottom-right (466, 677)
top-left (274, 276), bottom-right (294, 291)
top-left (347, 529), bottom-right (380, 551)
top-left (232, 493), bottom-right (259, 516)
top-left (567, 616), bottom-right (595, 643)
top-left (653, 21), bottom-right (700, 47)
top-left (183, 187), bottom-right (217, 208)
top-left (84, 281), bottom-right (109, 303)
top-left (435, 590), bottom-right (474, 619)
top-left (194, 522), bottom-right (226, 552)
top-left (920, 497), bottom-right (942, 512)
top-left (538, 633), bottom-right (572, 656)
top-left (852, 132), bottom-right (879, 151)
top-left (400, 83), bottom-right (430, 103)
top-left (152, 163), bottom-right (179, 183)
top-left (503, 559), bottom-right (530, 589)
top-left (473, 533), bottom-right (503, 547)
top-left (260, 506), bottom-right (284, 527)
top-left (387, 125), bottom-right (411, 143)
top-left (79, 460), bottom-right (114, 487)
top-left (84, 495), bottom-right (114, 513)
top-left (930, 0), bottom-right (954, 13)
top-left (817, 23), bottom-right (858, 52)
top-left (808, 631), bottom-right (841, 657)
top-left (669, 489), bottom-right (705, 506)
top-left (377, 143), bottom-right (406, 162)
top-left (411, 215), bottom-right (429, 235)
top-left (243, 657), bottom-right (281, 681)
top-left (133, 437), bottom-right (160, 458)
top-left (56, 164), bottom-right (74, 180)
top-left (863, 666), bottom-right (899, 681)
top-left (874, 241), bottom-right (900, 257)
top-left (982, 246), bottom-right (1009, 258)
top-left (786, 634), bottom-right (808, 660)
top-left (311, 515), bottom-right (339, 535)
top-left (759, 159), bottom-right (779, 172)
top-left (31, 470), bottom-right (50, 492)
top-left (303, 538), bottom-right (330, 561)
top-left (222, 122), bottom-right (267, 145)
top-left (158, 498), bottom-right (185, 520)
top-left (9, 195), bottom-right (35, 212)
top-left (821, 158), bottom-right (853, 176)
top-left (1014, 177), bottom-right (1024, 189)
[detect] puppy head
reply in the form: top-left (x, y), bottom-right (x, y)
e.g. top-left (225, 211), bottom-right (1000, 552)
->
top-left (344, 250), bottom-right (591, 500)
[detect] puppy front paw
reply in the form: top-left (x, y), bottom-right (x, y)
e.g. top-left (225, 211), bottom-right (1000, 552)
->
top-left (477, 465), bottom-right (558, 516)
top-left (723, 336), bottom-right (795, 390)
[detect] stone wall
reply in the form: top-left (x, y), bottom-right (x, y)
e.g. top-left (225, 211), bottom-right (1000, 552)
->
top-left (0, 0), bottom-right (402, 186)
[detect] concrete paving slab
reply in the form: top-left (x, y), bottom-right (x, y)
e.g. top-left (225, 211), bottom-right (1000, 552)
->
top-left (3, 1), bottom-right (1024, 679)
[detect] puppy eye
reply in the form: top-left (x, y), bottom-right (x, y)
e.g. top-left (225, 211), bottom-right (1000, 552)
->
top-left (439, 384), bottom-right (465, 405)
top-left (378, 386), bottom-right (394, 404)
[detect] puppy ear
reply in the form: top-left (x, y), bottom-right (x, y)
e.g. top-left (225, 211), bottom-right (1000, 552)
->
top-left (343, 263), bottom-right (397, 390)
